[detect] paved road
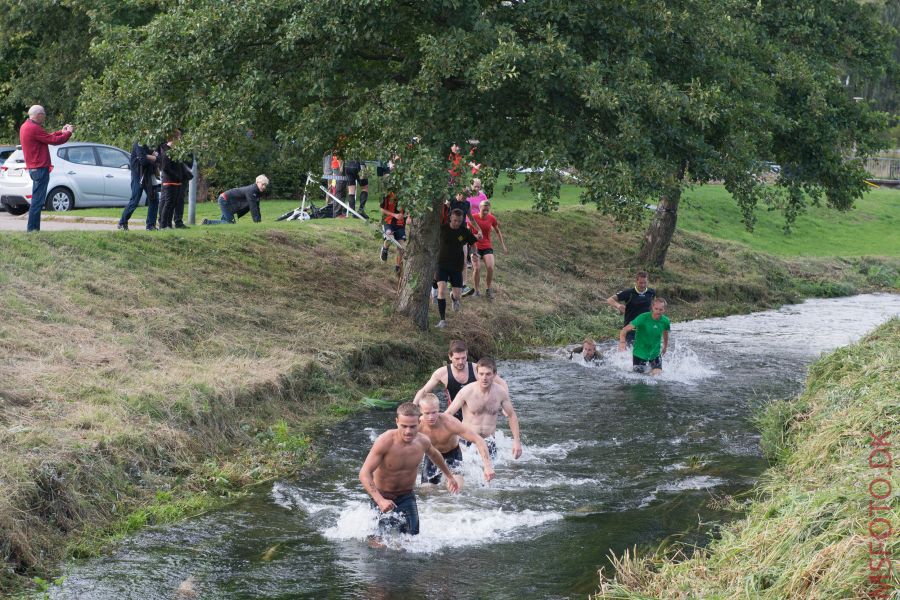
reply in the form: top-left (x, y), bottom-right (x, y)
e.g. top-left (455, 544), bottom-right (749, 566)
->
top-left (0, 211), bottom-right (121, 231)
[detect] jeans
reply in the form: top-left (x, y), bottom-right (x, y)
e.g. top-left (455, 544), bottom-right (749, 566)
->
top-left (27, 168), bottom-right (49, 232)
top-left (204, 196), bottom-right (235, 224)
top-left (145, 186), bottom-right (159, 229)
top-left (119, 175), bottom-right (143, 226)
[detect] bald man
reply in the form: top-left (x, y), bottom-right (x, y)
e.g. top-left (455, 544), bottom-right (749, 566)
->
top-left (19, 105), bottom-right (73, 232)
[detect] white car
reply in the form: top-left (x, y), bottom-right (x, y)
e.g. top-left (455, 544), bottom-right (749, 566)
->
top-left (0, 142), bottom-right (150, 214)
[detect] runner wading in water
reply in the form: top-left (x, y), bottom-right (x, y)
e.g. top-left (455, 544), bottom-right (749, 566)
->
top-left (618, 297), bottom-right (670, 376)
top-left (417, 394), bottom-right (495, 490)
top-left (413, 340), bottom-right (508, 421)
top-left (446, 357), bottom-right (522, 460)
top-left (606, 271), bottom-right (656, 345)
top-left (359, 402), bottom-right (458, 538)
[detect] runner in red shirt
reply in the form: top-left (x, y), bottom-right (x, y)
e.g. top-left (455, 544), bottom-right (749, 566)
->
top-left (469, 200), bottom-right (507, 299)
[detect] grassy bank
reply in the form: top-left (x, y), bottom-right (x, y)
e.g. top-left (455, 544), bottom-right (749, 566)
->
top-left (595, 319), bottom-right (900, 599)
top-left (0, 207), bottom-right (897, 593)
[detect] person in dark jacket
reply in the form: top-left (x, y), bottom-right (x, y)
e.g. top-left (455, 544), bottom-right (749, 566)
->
top-left (117, 142), bottom-right (158, 231)
top-left (202, 175), bottom-right (269, 225)
top-left (156, 129), bottom-right (193, 229)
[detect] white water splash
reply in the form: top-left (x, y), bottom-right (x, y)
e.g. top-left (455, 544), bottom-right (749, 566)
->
top-left (601, 341), bottom-right (718, 384)
top-left (323, 499), bottom-right (562, 553)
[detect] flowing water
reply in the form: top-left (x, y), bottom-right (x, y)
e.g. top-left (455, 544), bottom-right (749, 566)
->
top-left (51, 294), bottom-right (900, 599)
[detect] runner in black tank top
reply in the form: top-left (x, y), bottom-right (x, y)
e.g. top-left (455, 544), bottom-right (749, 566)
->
top-left (445, 362), bottom-right (476, 421)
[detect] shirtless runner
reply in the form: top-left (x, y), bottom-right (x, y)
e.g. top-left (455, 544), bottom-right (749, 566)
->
top-left (359, 402), bottom-right (459, 538)
top-left (445, 357), bottom-right (522, 460)
top-left (413, 340), bottom-right (508, 421)
top-left (417, 393), bottom-right (495, 490)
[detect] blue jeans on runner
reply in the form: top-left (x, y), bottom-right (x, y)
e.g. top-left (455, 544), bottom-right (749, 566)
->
top-left (204, 196), bottom-right (235, 224)
top-left (27, 168), bottom-right (49, 232)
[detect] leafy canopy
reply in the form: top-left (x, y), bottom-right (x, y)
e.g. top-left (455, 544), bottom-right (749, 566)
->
top-left (77, 0), bottom-right (893, 227)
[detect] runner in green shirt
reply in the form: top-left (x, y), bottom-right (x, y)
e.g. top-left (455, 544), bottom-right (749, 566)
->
top-left (618, 298), bottom-right (670, 375)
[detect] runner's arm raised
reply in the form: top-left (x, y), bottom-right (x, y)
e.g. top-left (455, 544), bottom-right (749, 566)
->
top-left (424, 441), bottom-right (460, 493)
top-left (359, 436), bottom-right (395, 512)
top-left (499, 394), bottom-right (522, 459)
top-left (447, 419), bottom-right (495, 482)
top-left (607, 292), bottom-right (627, 314)
top-left (413, 368), bottom-right (448, 405)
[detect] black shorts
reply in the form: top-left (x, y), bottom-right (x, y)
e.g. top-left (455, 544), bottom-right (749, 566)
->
top-left (383, 224), bottom-right (406, 241)
top-left (437, 267), bottom-right (463, 289)
top-left (370, 491), bottom-right (419, 535)
top-left (462, 436), bottom-right (497, 460)
top-left (421, 445), bottom-right (464, 484)
top-left (633, 355), bottom-right (662, 373)
top-left (344, 165), bottom-right (367, 186)
top-left (477, 248), bottom-right (494, 257)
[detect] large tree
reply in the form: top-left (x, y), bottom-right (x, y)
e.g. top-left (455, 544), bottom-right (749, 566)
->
top-left (78, 0), bottom-right (894, 328)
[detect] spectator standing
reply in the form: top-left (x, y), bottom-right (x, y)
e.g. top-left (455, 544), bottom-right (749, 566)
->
top-left (379, 190), bottom-right (406, 275)
top-left (202, 175), bottom-right (269, 225)
top-left (157, 130), bottom-right (192, 229)
top-left (19, 105), bottom-right (73, 232)
top-left (118, 142), bottom-right (158, 231)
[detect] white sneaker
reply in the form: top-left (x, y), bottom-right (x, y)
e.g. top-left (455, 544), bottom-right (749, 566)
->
top-left (436, 320), bottom-right (448, 329)
top-left (452, 298), bottom-right (461, 312)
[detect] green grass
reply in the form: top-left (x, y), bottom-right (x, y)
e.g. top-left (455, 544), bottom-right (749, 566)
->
top-left (595, 320), bottom-right (900, 599)
top-left (678, 185), bottom-right (900, 257)
top-left (64, 179), bottom-right (900, 258)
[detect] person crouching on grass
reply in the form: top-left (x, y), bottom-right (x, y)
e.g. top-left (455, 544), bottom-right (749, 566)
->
top-left (469, 200), bottom-right (506, 299)
top-left (618, 298), bottom-right (670, 376)
top-left (202, 175), bottom-right (268, 225)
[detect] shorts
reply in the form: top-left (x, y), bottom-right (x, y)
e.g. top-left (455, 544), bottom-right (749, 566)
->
top-left (437, 267), bottom-right (463, 289)
top-left (370, 491), bottom-right (419, 535)
top-left (633, 355), bottom-right (663, 373)
top-left (344, 165), bottom-right (368, 187)
top-left (383, 224), bottom-right (406, 241)
top-left (421, 445), bottom-right (464, 484)
top-left (477, 248), bottom-right (494, 257)
top-left (462, 436), bottom-right (497, 460)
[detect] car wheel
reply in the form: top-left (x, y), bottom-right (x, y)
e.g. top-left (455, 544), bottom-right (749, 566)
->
top-left (6, 204), bottom-right (28, 216)
top-left (47, 187), bottom-right (74, 211)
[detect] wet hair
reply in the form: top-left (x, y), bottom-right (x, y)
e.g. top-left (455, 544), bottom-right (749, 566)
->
top-left (583, 337), bottom-right (596, 350)
top-left (397, 402), bottom-right (421, 417)
top-left (476, 356), bottom-right (497, 373)
top-left (419, 393), bottom-right (440, 408)
top-left (636, 270), bottom-right (649, 279)
top-left (653, 297), bottom-right (668, 307)
top-left (448, 340), bottom-right (467, 355)
top-left (450, 208), bottom-right (464, 219)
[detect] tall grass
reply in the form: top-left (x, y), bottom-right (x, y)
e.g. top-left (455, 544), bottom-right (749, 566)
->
top-left (595, 319), bottom-right (900, 599)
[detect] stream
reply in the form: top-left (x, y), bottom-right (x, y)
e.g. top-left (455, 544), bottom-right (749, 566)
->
top-left (50, 294), bottom-right (900, 599)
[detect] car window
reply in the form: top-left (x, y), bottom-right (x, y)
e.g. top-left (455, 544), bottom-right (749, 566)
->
top-left (62, 146), bottom-right (98, 166)
top-left (96, 147), bottom-right (130, 169)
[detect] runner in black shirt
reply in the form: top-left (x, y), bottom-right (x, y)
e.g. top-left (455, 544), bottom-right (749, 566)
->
top-left (435, 208), bottom-right (480, 328)
top-left (606, 271), bottom-right (656, 344)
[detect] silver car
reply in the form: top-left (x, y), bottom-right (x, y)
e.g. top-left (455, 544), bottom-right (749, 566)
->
top-left (0, 142), bottom-right (148, 214)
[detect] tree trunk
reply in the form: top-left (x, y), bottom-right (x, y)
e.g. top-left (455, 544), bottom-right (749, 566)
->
top-left (397, 199), bottom-right (443, 330)
top-left (637, 187), bottom-right (681, 269)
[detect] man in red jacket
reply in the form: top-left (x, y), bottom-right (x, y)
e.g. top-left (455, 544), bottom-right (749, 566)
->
top-left (19, 105), bottom-right (73, 232)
